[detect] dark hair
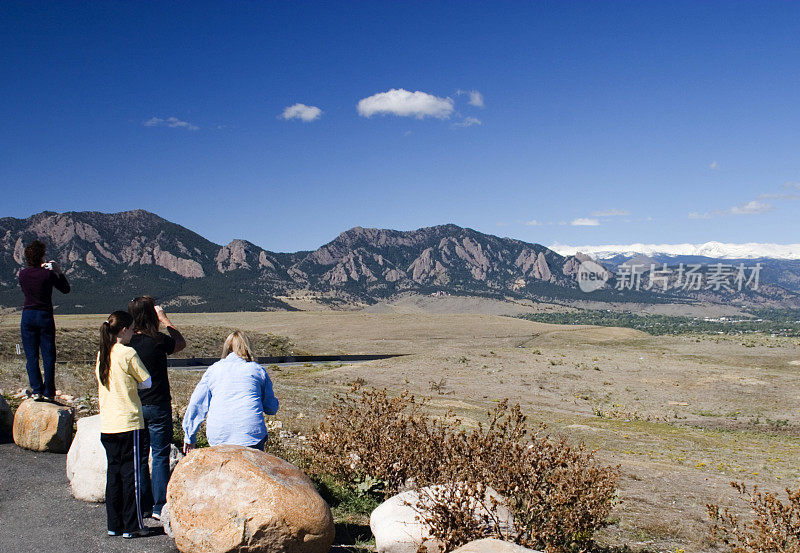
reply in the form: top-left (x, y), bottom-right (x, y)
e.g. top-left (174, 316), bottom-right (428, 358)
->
top-left (128, 296), bottom-right (159, 338)
top-left (98, 311), bottom-right (133, 388)
top-left (24, 240), bottom-right (46, 267)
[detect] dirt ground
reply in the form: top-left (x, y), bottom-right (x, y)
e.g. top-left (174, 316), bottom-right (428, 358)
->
top-left (2, 311), bottom-right (799, 552)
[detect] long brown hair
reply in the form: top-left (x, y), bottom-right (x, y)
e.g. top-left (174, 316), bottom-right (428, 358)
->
top-left (98, 311), bottom-right (133, 388)
top-left (128, 296), bottom-right (159, 338)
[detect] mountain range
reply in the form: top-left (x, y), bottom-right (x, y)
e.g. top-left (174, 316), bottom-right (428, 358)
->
top-left (0, 210), bottom-right (798, 313)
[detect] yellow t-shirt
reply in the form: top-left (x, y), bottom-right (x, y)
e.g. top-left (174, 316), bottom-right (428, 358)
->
top-left (95, 343), bottom-right (151, 434)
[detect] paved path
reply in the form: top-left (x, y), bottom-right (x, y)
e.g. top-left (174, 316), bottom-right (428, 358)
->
top-left (0, 439), bottom-right (177, 553)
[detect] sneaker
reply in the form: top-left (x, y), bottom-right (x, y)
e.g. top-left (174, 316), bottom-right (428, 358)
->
top-left (151, 512), bottom-right (161, 521)
top-left (107, 530), bottom-right (121, 537)
top-left (122, 527), bottom-right (157, 539)
top-left (32, 394), bottom-right (44, 402)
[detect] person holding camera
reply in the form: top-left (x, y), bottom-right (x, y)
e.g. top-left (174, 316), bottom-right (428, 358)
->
top-left (18, 240), bottom-right (70, 401)
top-left (128, 296), bottom-right (185, 521)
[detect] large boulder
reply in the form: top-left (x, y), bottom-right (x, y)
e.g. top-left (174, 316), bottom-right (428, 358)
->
top-left (167, 445), bottom-right (334, 553)
top-left (66, 414), bottom-right (184, 503)
top-left (371, 485), bottom-right (515, 553)
top-left (66, 415), bottom-right (106, 502)
top-left (452, 539), bottom-right (543, 553)
top-left (0, 395), bottom-right (12, 438)
top-left (13, 399), bottom-right (74, 453)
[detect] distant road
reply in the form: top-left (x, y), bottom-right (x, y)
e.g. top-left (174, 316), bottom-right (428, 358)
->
top-left (0, 440), bottom-right (176, 553)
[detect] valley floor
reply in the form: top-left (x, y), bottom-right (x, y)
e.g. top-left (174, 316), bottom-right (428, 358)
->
top-left (2, 311), bottom-right (800, 552)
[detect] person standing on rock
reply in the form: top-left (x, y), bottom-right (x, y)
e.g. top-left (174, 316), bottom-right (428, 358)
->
top-left (128, 296), bottom-right (185, 522)
top-left (182, 330), bottom-right (279, 453)
top-left (18, 240), bottom-right (70, 402)
top-left (96, 310), bottom-right (153, 539)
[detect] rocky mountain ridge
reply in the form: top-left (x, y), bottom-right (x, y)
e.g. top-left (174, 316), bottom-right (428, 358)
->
top-left (0, 210), bottom-right (797, 313)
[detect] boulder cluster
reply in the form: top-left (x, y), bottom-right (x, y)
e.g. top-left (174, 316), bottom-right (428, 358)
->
top-left (5, 398), bottom-right (545, 553)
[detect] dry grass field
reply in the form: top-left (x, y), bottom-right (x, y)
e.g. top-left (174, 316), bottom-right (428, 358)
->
top-left (2, 310), bottom-right (799, 552)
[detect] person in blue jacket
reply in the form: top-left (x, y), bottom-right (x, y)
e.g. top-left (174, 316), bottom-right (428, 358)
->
top-left (182, 330), bottom-right (279, 453)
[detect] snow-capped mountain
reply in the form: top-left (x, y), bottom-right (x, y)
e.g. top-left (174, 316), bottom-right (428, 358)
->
top-left (550, 242), bottom-right (800, 260)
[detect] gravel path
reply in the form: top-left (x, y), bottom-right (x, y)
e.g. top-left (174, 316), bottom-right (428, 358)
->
top-left (0, 439), bottom-right (177, 553)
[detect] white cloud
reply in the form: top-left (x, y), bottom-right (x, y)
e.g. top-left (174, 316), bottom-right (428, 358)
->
top-left (357, 89), bottom-right (454, 119)
top-left (453, 116), bottom-right (482, 128)
top-left (571, 218), bottom-right (600, 226)
top-left (759, 192), bottom-right (799, 200)
top-left (524, 220), bottom-right (541, 226)
top-left (591, 209), bottom-right (629, 217)
top-left (457, 89), bottom-right (484, 107)
top-left (730, 200), bottom-right (773, 215)
top-left (690, 199), bottom-right (774, 219)
top-left (784, 181), bottom-right (800, 190)
top-left (709, 161), bottom-right (718, 170)
top-left (496, 221), bottom-right (509, 227)
top-left (144, 116), bottom-right (198, 130)
top-left (281, 103), bottom-right (322, 122)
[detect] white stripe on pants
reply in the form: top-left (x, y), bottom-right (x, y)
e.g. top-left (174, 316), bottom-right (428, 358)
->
top-left (133, 428), bottom-right (144, 529)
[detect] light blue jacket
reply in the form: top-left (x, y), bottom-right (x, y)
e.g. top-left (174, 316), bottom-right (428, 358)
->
top-left (182, 353), bottom-right (279, 447)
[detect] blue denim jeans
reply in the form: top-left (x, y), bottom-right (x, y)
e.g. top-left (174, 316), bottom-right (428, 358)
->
top-left (249, 436), bottom-right (267, 451)
top-left (140, 402), bottom-right (173, 515)
top-left (20, 309), bottom-right (57, 397)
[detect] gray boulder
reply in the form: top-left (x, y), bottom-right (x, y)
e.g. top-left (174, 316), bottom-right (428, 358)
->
top-left (371, 485), bottom-right (515, 553)
top-left (452, 539), bottom-right (543, 553)
top-left (66, 415), bottom-right (106, 502)
top-left (66, 413), bottom-right (184, 502)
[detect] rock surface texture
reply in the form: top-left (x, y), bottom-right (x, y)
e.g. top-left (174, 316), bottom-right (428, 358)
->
top-left (0, 395), bottom-right (12, 437)
top-left (166, 445), bottom-right (334, 553)
top-left (370, 486), bottom-right (515, 553)
top-left (66, 415), bottom-right (106, 502)
top-left (452, 539), bottom-right (544, 553)
top-left (13, 399), bottom-right (74, 453)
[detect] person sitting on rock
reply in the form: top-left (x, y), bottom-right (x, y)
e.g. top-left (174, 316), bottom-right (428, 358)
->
top-left (182, 330), bottom-right (279, 453)
top-left (96, 310), bottom-right (153, 539)
top-left (18, 240), bottom-right (70, 402)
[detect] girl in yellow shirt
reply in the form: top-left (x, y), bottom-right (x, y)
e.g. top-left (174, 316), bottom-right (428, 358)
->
top-left (95, 310), bottom-right (152, 538)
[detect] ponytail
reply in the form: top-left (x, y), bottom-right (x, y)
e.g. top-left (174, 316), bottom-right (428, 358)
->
top-left (98, 311), bottom-right (133, 389)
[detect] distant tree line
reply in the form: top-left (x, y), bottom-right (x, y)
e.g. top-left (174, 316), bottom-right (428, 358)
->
top-left (518, 309), bottom-right (800, 337)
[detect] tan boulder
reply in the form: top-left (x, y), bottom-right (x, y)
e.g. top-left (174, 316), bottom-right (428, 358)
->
top-left (452, 539), bottom-right (543, 553)
top-left (13, 399), bottom-right (74, 453)
top-left (167, 445), bottom-right (334, 553)
top-left (0, 395), bottom-right (12, 438)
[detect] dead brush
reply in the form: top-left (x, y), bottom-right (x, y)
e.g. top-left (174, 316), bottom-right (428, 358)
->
top-left (310, 386), bottom-right (619, 553)
top-left (309, 385), bottom-right (452, 494)
top-left (707, 481), bottom-right (800, 553)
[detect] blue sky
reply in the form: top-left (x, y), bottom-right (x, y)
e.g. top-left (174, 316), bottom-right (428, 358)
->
top-left (2, 1), bottom-right (799, 252)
